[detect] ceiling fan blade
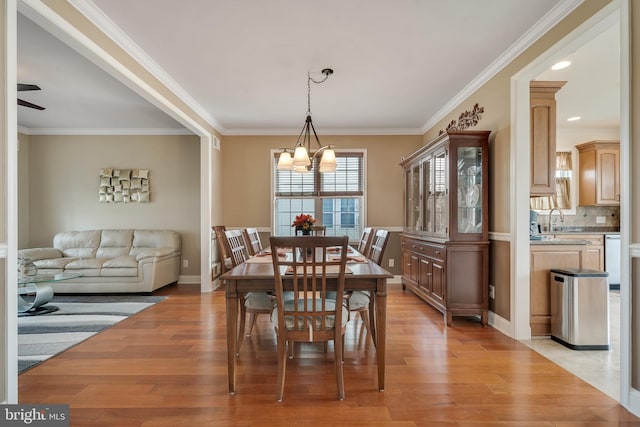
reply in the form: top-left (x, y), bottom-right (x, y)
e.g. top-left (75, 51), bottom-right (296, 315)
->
top-left (18, 98), bottom-right (45, 110)
top-left (17, 83), bottom-right (41, 92)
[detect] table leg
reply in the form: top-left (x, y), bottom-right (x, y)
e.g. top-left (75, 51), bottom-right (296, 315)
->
top-left (226, 280), bottom-right (239, 394)
top-left (375, 279), bottom-right (387, 391)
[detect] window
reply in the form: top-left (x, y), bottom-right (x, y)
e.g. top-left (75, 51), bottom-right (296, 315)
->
top-left (273, 150), bottom-right (365, 240)
top-left (530, 151), bottom-right (573, 210)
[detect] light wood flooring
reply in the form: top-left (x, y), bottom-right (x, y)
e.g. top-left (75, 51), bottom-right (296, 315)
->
top-left (18, 284), bottom-right (640, 426)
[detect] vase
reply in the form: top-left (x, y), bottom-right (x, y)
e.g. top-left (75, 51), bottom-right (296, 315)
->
top-left (296, 226), bottom-right (311, 236)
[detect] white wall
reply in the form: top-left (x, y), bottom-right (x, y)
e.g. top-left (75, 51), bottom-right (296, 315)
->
top-left (20, 133), bottom-right (201, 275)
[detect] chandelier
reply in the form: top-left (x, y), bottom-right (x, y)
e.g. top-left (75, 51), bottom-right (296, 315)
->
top-left (277, 68), bottom-right (337, 173)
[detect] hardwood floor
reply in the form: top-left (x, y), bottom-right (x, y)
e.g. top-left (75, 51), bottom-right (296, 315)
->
top-left (19, 284), bottom-right (640, 426)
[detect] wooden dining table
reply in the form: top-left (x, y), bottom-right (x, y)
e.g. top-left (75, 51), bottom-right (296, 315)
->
top-left (220, 246), bottom-right (393, 394)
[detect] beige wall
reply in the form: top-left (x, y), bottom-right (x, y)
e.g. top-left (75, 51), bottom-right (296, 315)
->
top-left (418, 0), bottom-right (613, 321)
top-left (19, 134), bottom-right (202, 275)
top-left (220, 134), bottom-right (421, 276)
top-left (220, 135), bottom-right (422, 228)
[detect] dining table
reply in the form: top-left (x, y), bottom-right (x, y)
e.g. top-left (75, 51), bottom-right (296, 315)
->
top-left (220, 245), bottom-right (393, 394)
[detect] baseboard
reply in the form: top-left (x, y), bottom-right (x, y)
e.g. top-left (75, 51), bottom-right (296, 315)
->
top-left (178, 275), bottom-right (200, 285)
top-left (488, 311), bottom-right (512, 337)
top-left (389, 275), bottom-right (402, 285)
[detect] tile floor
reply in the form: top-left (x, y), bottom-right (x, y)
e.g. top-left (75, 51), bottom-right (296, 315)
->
top-left (521, 290), bottom-right (620, 401)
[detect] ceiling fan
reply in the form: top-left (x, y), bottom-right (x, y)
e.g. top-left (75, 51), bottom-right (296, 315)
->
top-left (17, 83), bottom-right (45, 110)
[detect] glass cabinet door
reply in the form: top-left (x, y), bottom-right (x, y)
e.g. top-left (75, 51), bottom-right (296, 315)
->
top-left (456, 146), bottom-right (483, 235)
top-left (422, 157), bottom-right (433, 234)
top-left (405, 164), bottom-right (421, 232)
top-left (433, 149), bottom-right (448, 236)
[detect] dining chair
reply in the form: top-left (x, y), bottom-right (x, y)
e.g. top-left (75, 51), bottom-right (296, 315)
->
top-left (311, 225), bottom-right (327, 236)
top-left (269, 235), bottom-right (349, 401)
top-left (213, 226), bottom-right (231, 273)
top-left (222, 229), bottom-right (274, 355)
top-left (294, 225), bottom-right (327, 236)
top-left (242, 227), bottom-right (263, 256)
top-left (348, 229), bottom-right (390, 347)
top-left (357, 227), bottom-right (375, 256)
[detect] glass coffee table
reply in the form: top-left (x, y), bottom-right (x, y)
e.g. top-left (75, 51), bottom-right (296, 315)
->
top-left (18, 272), bottom-right (82, 316)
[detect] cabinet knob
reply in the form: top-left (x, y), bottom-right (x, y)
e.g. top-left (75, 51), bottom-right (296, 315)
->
top-left (435, 251), bottom-right (441, 255)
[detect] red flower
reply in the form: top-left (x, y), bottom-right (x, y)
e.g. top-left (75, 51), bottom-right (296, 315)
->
top-left (291, 214), bottom-right (316, 229)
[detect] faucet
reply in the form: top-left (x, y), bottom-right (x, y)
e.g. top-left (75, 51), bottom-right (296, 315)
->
top-left (549, 208), bottom-right (565, 232)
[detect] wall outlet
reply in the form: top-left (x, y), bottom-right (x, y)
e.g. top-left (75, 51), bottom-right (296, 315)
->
top-left (596, 216), bottom-right (606, 224)
top-left (489, 284), bottom-right (495, 299)
top-left (183, 259), bottom-right (189, 268)
top-left (388, 258), bottom-right (394, 268)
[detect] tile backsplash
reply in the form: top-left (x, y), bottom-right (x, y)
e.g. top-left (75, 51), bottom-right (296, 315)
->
top-left (540, 205), bottom-right (620, 231)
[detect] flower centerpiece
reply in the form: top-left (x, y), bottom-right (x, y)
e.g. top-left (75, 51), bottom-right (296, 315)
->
top-left (292, 213), bottom-right (316, 235)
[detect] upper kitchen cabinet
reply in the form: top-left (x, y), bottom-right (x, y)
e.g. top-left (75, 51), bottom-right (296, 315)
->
top-left (576, 140), bottom-right (620, 206)
top-left (530, 81), bottom-right (567, 196)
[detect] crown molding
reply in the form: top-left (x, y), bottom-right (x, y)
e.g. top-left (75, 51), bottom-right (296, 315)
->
top-left (68, 0), bottom-right (225, 134)
top-left (223, 127), bottom-right (424, 136)
top-left (421, 0), bottom-right (583, 133)
top-left (17, 126), bottom-right (193, 136)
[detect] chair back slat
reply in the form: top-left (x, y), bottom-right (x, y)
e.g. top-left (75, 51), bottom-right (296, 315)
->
top-left (367, 229), bottom-right (390, 266)
top-left (243, 228), bottom-right (263, 256)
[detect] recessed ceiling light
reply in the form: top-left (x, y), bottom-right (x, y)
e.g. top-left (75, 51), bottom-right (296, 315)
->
top-left (567, 116), bottom-right (581, 122)
top-left (551, 60), bottom-right (571, 70)
top-left (551, 60), bottom-right (571, 71)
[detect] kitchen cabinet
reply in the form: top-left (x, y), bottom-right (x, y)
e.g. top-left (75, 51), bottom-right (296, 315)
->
top-left (550, 234), bottom-right (604, 271)
top-left (530, 241), bottom-right (589, 336)
top-left (530, 81), bottom-right (566, 196)
top-left (400, 130), bottom-right (490, 326)
top-left (576, 141), bottom-right (620, 206)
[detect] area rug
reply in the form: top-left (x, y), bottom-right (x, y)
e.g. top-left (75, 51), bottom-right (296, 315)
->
top-left (18, 295), bottom-right (166, 374)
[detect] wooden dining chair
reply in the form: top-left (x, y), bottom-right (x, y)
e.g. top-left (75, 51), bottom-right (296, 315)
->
top-left (269, 235), bottom-right (349, 401)
top-left (213, 226), bottom-right (231, 273)
top-left (222, 229), bottom-right (274, 355)
top-left (348, 229), bottom-right (390, 347)
top-left (242, 227), bottom-right (263, 256)
top-left (357, 227), bottom-right (375, 256)
top-left (311, 225), bottom-right (326, 236)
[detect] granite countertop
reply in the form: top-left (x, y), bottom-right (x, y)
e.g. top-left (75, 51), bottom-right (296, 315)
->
top-left (530, 238), bottom-right (590, 245)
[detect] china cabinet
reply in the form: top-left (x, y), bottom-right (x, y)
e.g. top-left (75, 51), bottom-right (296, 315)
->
top-left (400, 130), bottom-right (490, 326)
top-left (530, 81), bottom-right (566, 196)
top-left (576, 141), bottom-right (620, 206)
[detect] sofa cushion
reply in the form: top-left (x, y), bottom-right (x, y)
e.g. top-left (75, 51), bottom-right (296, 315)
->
top-left (96, 230), bottom-right (133, 258)
top-left (33, 257), bottom-right (77, 269)
top-left (130, 230), bottom-right (181, 256)
top-left (102, 255), bottom-right (138, 268)
top-left (65, 258), bottom-right (106, 270)
top-left (54, 230), bottom-right (101, 258)
top-left (18, 248), bottom-right (61, 261)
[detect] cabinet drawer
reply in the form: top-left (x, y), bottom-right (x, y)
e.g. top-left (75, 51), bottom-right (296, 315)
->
top-left (401, 236), bottom-right (445, 261)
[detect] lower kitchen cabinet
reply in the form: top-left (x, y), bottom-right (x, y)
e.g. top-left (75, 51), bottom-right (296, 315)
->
top-left (529, 242), bottom-right (588, 336)
top-left (401, 235), bottom-right (489, 326)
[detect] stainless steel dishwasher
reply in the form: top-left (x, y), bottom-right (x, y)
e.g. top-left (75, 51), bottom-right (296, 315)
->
top-left (605, 234), bottom-right (621, 287)
top-left (550, 268), bottom-right (610, 350)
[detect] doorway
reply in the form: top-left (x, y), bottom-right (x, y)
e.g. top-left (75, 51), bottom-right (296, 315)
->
top-left (511, 1), bottom-right (628, 407)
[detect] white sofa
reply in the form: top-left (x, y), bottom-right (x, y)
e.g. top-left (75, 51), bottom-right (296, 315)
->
top-left (18, 229), bottom-right (181, 294)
